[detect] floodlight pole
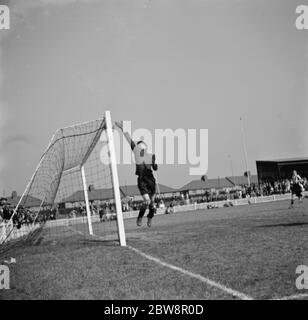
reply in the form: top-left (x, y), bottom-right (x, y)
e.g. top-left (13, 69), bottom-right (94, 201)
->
top-left (81, 165), bottom-right (93, 236)
top-left (240, 117), bottom-right (251, 187)
top-left (228, 155), bottom-right (236, 186)
top-left (105, 110), bottom-right (126, 246)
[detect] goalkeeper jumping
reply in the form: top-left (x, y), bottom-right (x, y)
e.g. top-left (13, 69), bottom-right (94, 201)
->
top-left (115, 121), bottom-right (158, 227)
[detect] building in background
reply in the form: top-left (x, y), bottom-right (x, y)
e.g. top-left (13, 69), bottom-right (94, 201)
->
top-left (256, 157), bottom-right (308, 183)
top-left (178, 178), bottom-right (234, 198)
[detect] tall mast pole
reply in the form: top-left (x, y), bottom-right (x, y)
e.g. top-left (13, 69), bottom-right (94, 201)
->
top-left (240, 117), bottom-right (250, 186)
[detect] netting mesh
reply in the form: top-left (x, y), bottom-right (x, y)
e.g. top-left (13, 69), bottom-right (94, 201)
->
top-left (1, 117), bottom-right (122, 245)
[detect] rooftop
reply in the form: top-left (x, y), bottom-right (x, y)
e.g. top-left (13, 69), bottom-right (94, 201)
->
top-left (256, 157), bottom-right (308, 163)
top-left (61, 183), bottom-right (177, 203)
top-left (225, 175), bottom-right (258, 185)
top-left (178, 178), bottom-right (234, 192)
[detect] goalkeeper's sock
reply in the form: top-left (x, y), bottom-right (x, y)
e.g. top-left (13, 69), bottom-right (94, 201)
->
top-left (148, 203), bottom-right (156, 219)
top-left (137, 204), bottom-right (147, 226)
top-left (147, 203), bottom-right (156, 227)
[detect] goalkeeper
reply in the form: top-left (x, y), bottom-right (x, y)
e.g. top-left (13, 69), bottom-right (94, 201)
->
top-left (115, 121), bottom-right (158, 227)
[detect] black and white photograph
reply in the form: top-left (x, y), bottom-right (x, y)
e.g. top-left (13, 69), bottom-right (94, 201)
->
top-left (0, 0), bottom-right (308, 308)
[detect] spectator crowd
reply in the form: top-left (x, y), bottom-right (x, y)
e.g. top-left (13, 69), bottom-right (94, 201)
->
top-left (1, 175), bottom-right (307, 227)
top-left (0, 198), bottom-right (56, 229)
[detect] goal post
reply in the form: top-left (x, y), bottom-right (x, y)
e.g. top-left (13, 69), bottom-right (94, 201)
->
top-left (1, 111), bottom-right (127, 246)
top-left (105, 110), bottom-right (126, 246)
top-left (81, 165), bottom-right (93, 236)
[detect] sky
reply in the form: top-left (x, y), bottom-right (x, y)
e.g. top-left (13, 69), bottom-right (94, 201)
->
top-left (0, 0), bottom-right (307, 195)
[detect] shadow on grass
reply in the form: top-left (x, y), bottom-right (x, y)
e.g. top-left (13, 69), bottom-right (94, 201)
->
top-left (256, 222), bottom-right (308, 228)
top-left (80, 238), bottom-right (119, 247)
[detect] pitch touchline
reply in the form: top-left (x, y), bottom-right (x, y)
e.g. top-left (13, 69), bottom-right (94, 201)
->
top-left (65, 227), bottom-right (251, 300)
top-left (128, 245), bottom-right (254, 300)
top-left (52, 227), bottom-right (307, 301)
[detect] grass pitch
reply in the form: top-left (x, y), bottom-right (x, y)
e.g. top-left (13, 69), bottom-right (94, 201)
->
top-left (0, 199), bottom-right (307, 300)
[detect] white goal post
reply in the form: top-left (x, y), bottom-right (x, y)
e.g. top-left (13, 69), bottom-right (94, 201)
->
top-left (105, 111), bottom-right (126, 246)
top-left (1, 110), bottom-right (126, 246)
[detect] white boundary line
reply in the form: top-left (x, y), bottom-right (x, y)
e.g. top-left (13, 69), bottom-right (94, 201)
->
top-left (57, 227), bottom-right (308, 301)
top-left (276, 293), bottom-right (308, 300)
top-left (62, 226), bottom-right (252, 300)
top-left (65, 224), bottom-right (308, 301)
top-left (128, 245), bottom-right (254, 300)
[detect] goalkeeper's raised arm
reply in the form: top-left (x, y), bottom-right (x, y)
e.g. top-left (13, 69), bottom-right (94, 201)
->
top-left (115, 120), bottom-right (158, 228)
top-left (115, 121), bottom-right (136, 151)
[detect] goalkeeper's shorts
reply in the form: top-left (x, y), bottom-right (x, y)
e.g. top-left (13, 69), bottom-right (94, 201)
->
top-left (137, 175), bottom-right (156, 196)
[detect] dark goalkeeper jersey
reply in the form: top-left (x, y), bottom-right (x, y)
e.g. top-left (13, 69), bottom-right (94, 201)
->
top-left (130, 141), bottom-right (157, 177)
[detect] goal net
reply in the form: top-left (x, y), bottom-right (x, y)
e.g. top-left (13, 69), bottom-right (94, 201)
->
top-left (0, 111), bottom-right (126, 246)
